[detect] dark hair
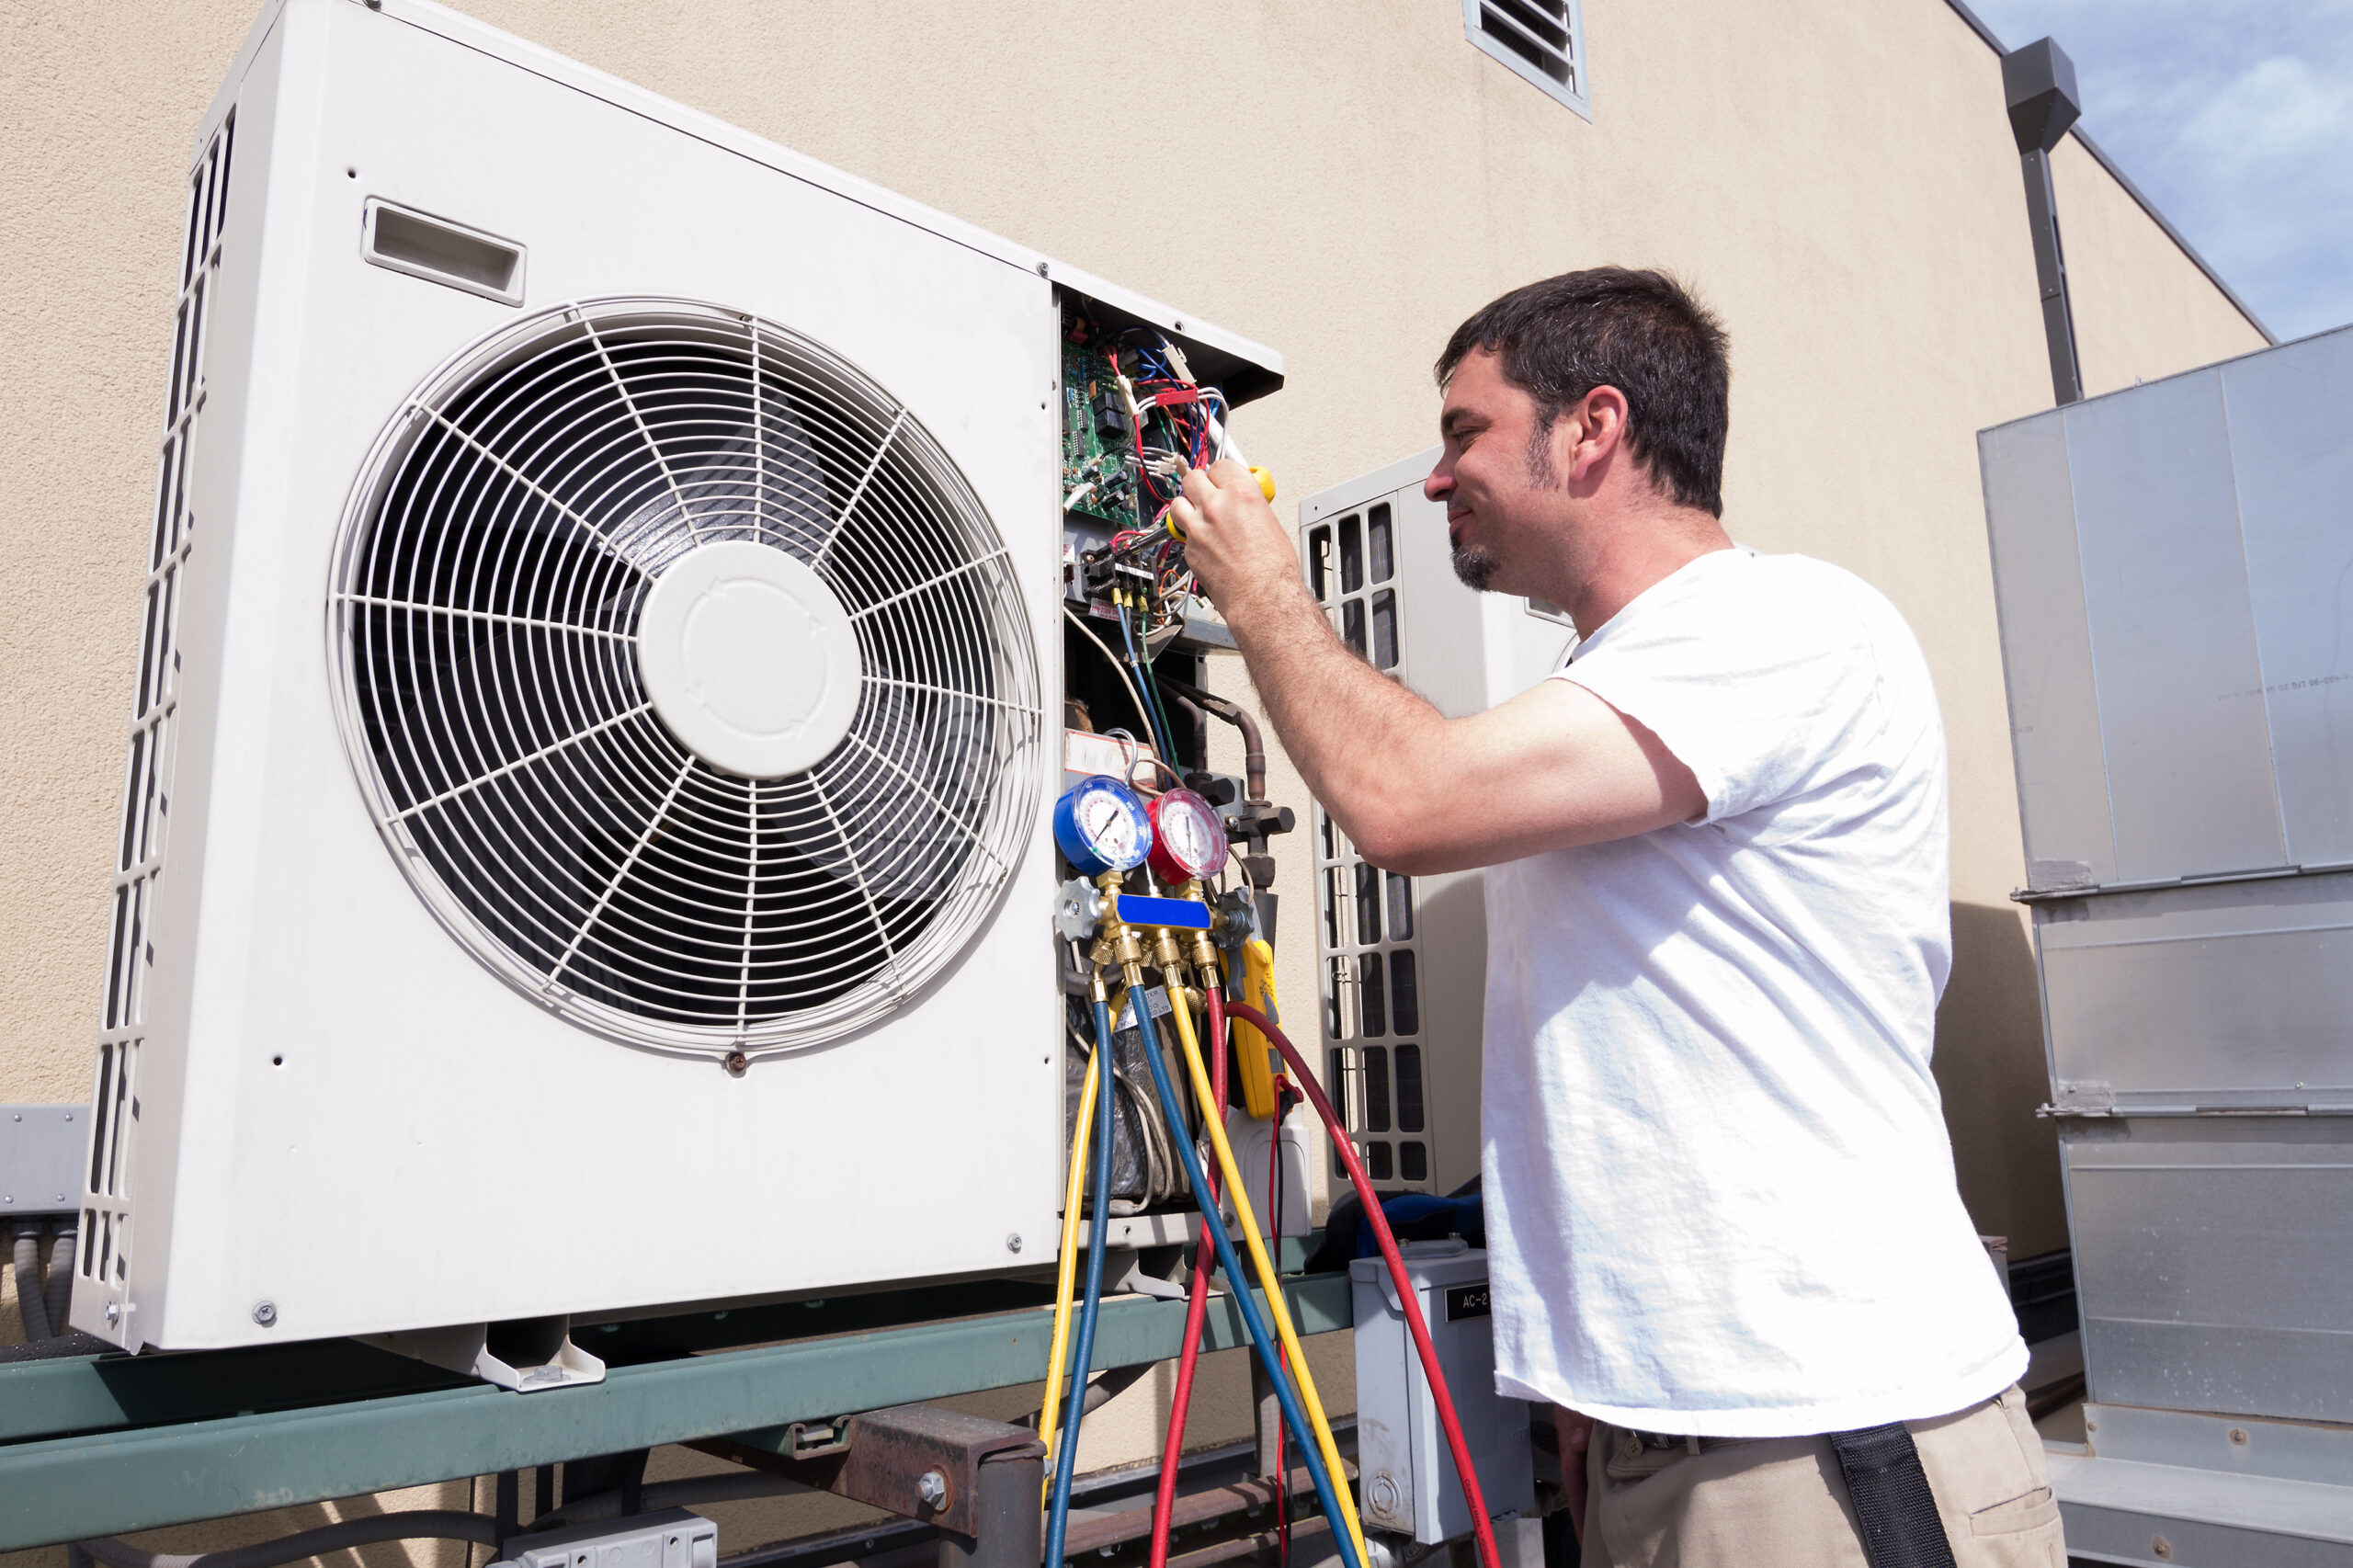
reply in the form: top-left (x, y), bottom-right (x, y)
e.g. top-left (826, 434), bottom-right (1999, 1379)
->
top-left (1435, 267), bottom-right (1729, 517)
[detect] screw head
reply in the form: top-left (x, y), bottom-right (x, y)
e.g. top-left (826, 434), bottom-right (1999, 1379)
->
top-left (2229, 1426), bottom-right (2250, 1446)
top-left (2152, 1533), bottom-right (2173, 1561)
top-left (917, 1471), bottom-right (948, 1509)
top-left (1005, 1233), bottom-right (1023, 1254)
top-left (253, 1300), bottom-right (278, 1327)
top-left (724, 1051), bottom-right (748, 1077)
top-left (104, 1301), bottom-right (120, 1325)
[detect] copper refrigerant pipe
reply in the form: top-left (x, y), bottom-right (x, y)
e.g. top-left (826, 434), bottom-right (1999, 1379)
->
top-left (1155, 676), bottom-right (1266, 803)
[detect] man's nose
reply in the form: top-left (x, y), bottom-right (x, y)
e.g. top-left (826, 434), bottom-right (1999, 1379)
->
top-left (1424, 462), bottom-right (1452, 502)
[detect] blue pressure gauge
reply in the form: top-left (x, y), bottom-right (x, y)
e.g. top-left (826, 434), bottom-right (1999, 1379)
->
top-left (1053, 776), bottom-right (1154, 876)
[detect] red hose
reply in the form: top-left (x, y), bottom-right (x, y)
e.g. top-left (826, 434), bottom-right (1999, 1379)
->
top-left (1149, 983), bottom-right (1230, 1568)
top-left (1225, 1002), bottom-right (1504, 1568)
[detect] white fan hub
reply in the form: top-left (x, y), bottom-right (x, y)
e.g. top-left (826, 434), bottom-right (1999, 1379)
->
top-left (635, 540), bottom-right (862, 778)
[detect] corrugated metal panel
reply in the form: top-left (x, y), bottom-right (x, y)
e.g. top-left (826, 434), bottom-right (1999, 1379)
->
top-left (2066, 371), bottom-right (2286, 883)
top-left (2066, 1117), bottom-right (2353, 1424)
top-left (2036, 873), bottom-right (2353, 1110)
top-left (1981, 413), bottom-right (2117, 889)
top-left (2223, 328), bottom-right (2353, 870)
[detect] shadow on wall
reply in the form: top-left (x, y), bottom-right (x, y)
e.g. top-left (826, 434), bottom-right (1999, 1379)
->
top-left (1935, 902), bottom-right (2065, 1259)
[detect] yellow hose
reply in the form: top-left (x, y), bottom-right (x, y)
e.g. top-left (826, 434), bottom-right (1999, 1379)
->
top-left (1163, 984), bottom-right (1368, 1565)
top-left (1038, 1040), bottom-right (1101, 1500)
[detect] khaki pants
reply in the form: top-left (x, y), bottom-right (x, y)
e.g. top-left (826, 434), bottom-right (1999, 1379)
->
top-left (1577, 1384), bottom-right (2065, 1567)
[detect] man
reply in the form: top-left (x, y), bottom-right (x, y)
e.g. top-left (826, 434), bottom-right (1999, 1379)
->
top-left (1171, 269), bottom-right (2062, 1567)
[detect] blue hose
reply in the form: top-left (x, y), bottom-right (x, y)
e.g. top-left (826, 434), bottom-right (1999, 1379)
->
top-left (1042, 1001), bottom-right (1119, 1567)
top-left (1126, 988), bottom-right (1366, 1568)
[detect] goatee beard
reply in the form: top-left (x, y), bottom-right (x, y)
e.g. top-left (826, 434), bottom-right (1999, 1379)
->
top-left (1451, 543), bottom-right (1499, 591)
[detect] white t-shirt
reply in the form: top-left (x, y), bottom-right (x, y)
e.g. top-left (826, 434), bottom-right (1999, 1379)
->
top-left (1480, 547), bottom-right (2026, 1437)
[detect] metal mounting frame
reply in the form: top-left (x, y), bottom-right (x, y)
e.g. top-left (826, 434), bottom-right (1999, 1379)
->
top-left (0, 1267), bottom-right (1347, 1552)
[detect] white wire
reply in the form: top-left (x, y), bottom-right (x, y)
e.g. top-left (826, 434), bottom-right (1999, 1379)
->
top-left (1063, 601), bottom-right (1159, 742)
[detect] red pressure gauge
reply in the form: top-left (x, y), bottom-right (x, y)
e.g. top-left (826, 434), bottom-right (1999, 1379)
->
top-left (1146, 788), bottom-right (1230, 884)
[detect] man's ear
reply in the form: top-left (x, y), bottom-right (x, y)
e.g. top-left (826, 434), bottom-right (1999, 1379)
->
top-left (1565, 386), bottom-right (1631, 487)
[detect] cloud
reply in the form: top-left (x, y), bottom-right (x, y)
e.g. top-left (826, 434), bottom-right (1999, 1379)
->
top-left (2180, 55), bottom-right (2351, 162)
top-left (1964, 0), bottom-right (2353, 339)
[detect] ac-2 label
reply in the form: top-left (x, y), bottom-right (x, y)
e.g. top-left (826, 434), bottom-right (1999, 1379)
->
top-left (1443, 1282), bottom-right (1491, 1322)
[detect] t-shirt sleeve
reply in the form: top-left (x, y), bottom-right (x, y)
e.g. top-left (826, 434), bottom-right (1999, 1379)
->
top-left (1555, 565), bottom-right (1883, 824)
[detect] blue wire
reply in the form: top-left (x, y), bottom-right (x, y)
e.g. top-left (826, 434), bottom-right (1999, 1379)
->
top-left (1126, 991), bottom-right (1367, 1568)
top-left (1117, 604), bottom-right (1180, 763)
top-left (1042, 1006), bottom-right (1118, 1568)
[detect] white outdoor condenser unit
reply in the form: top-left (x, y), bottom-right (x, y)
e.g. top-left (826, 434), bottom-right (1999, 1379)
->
top-left (1299, 454), bottom-right (1574, 1198)
top-left (74, 0), bottom-right (1279, 1381)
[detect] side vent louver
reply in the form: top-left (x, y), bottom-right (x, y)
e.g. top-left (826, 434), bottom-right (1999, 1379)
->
top-left (1308, 507), bottom-right (1430, 1190)
top-left (85, 108), bottom-right (236, 1313)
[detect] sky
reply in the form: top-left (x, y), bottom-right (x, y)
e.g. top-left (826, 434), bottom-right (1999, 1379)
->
top-left (1964, 0), bottom-right (2353, 342)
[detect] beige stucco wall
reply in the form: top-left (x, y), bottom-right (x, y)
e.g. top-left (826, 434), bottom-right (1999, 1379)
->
top-left (0, 0), bottom-right (2267, 1557)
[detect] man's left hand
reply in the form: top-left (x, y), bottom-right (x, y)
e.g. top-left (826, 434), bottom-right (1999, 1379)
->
top-left (1170, 460), bottom-right (1297, 616)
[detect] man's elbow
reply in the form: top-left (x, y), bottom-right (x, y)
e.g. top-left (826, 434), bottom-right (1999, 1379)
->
top-left (1345, 814), bottom-right (1459, 878)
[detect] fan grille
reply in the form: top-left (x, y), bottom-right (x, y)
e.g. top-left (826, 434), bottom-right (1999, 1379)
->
top-left (329, 300), bottom-right (1042, 1055)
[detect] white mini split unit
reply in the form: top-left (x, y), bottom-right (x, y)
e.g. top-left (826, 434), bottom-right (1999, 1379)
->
top-left (1298, 455), bottom-right (1574, 1199)
top-left (74, 0), bottom-right (1279, 1381)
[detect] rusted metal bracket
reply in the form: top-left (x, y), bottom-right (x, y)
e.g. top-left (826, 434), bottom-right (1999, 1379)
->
top-left (692, 1403), bottom-right (1043, 1562)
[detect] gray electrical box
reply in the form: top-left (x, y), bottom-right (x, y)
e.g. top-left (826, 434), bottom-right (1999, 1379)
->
top-left (1350, 1242), bottom-right (1535, 1547)
top-left (1, 1106), bottom-right (86, 1215)
top-left (489, 1509), bottom-right (717, 1568)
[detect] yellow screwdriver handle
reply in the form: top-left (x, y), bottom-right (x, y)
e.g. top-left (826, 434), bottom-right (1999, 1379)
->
top-left (1165, 466), bottom-right (1277, 540)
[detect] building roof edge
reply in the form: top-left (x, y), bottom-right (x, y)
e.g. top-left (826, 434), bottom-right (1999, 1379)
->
top-left (1940, 0), bottom-right (2277, 346)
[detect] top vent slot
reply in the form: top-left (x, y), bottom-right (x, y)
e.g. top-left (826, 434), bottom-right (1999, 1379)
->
top-left (362, 199), bottom-right (525, 306)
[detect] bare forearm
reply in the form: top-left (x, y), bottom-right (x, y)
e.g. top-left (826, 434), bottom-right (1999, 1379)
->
top-left (1216, 571), bottom-right (1444, 862)
top-left (1175, 459), bottom-right (1697, 871)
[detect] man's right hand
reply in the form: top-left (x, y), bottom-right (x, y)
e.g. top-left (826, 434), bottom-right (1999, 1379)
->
top-left (1169, 459), bottom-right (1297, 619)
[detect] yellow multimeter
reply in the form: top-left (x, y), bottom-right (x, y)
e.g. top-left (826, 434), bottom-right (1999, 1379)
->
top-left (1230, 937), bottom-right (1284, 1119)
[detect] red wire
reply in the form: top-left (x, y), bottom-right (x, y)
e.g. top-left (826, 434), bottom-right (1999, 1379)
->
top-left (1149, 983), bottom-right (1230, 1568)
top-left (1224, 1002), bottom-right (1505, 1568)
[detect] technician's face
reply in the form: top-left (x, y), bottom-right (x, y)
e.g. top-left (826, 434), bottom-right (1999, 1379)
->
top-left (1425, 350), bottom-right (1552, 594)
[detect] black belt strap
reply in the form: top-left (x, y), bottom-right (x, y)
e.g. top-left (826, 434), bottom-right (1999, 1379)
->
top-left (1827, 1424), bottom-right (1957, 1568)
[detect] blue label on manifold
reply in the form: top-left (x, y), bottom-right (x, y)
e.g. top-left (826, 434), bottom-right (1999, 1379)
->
top-left (1114, 894), bottom-right (1211, 931)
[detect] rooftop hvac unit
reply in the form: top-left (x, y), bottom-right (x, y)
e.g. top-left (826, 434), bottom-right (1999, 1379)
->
top-left (75, 0), bottom-right (1279, 1378)
top-left (1981, 323), bottom-right (2353, 1468)
top-left (1297, 454), bottom-right (1574, 1198)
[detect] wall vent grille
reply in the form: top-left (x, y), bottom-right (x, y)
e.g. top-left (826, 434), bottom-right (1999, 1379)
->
top-left (1465, 0), bottom-right (1590, 119)
top-left (85, 108), bottom-right (235, 1297)
top-left (1307, 503), bottom-right (1429, 1191)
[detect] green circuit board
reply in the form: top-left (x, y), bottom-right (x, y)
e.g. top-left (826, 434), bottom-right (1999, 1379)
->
top-left (1062, 337), bottom-right (1141, 529)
